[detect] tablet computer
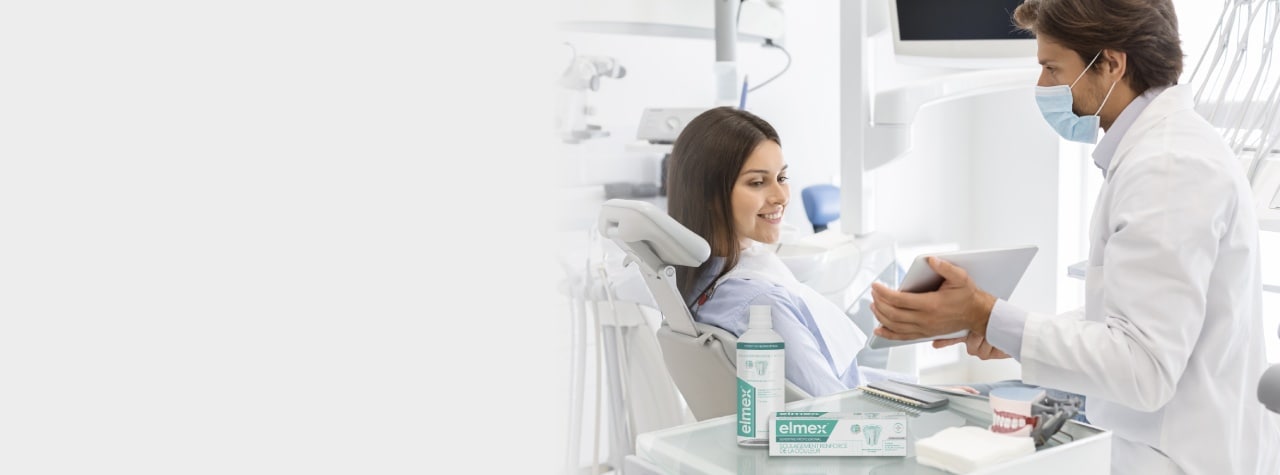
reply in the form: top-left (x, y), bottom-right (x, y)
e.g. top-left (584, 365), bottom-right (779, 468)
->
top-left (866, 245), bottom-right (1038, 350)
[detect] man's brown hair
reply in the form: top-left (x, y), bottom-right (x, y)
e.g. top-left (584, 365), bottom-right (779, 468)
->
top-left (1014, 0), bottom-right (1183, 94)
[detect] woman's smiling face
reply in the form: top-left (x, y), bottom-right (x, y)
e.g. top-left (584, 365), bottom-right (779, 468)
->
top-left (731, 140), bottom-right (788, 248)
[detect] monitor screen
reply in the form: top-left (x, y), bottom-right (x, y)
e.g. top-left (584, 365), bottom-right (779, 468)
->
top-left (890, 0), bottom-right (1036, 67)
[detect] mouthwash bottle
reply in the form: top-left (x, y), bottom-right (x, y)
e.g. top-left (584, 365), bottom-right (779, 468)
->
top-left (736, 304), bottom-right (785, 446)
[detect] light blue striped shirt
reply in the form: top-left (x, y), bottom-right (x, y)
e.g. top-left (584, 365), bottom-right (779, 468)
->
top-left (689, 258), bottom-right (864, 397)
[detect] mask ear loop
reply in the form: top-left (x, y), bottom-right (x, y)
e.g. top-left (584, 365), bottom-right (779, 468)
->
top-left (1069, 50), bottom-right (1105, 89)
top-left (1073, 50), bottom-right (1120, 117)
top-left (1094, 79), bottom-right (1120, 116)
top-left (1090, 51), bottom-right (1120, 116)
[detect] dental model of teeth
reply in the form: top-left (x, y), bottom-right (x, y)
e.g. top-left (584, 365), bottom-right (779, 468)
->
top-left (988, 387), bottom-right (1047, 437)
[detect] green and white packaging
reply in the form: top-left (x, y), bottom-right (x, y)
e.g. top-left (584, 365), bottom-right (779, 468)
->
top-left (769, 411), bottom-right (908, 457)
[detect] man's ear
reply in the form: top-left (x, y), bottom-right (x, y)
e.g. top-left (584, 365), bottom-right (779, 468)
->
top-left (1100, 49), bottom-right (1127, 80)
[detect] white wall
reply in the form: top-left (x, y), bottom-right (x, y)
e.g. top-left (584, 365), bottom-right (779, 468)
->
top-left (867, 86), bottom-right (1064, 308)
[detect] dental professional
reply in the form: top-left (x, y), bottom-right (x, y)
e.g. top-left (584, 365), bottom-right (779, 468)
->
top-left (666, 107), bottom-right (901, 398)
top-left (869, 0), bottom-right (1280, 473)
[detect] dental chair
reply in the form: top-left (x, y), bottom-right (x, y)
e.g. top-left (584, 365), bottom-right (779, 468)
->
top-left (1262, 364), bottom-right (1280, 414)
top-left (597, 199), bottom-right (813, 421)
top-left (801, 184), bottom-right (841, 233)
top-left (1263, 324), bottom-right (1280, 414)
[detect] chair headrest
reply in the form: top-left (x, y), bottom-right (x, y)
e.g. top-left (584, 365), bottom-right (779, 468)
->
top-left (801, 184), bottom-right (840, 227)
top-left (597, 199), bottom-right (710, 268)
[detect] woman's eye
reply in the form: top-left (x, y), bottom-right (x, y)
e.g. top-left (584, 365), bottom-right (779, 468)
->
top-left (749, 181), bottom-right (764, 186)
top-left (778, 176), bottom-right (789, 183)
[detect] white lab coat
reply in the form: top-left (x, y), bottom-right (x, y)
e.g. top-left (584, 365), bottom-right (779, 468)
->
top-left (1018, 85), bottom-right (1280, 474)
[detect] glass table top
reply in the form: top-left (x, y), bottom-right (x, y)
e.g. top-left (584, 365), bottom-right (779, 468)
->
top-left (635, 388), bottom-right (1105, 475)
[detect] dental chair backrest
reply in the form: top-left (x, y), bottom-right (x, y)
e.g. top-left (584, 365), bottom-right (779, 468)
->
top-left (597, 199), bottom-right (812, 421)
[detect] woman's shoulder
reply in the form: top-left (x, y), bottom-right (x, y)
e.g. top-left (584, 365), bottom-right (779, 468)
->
top-left (698, 277), bottom-right (803, 316)
top-left (694, 278), bottom-right (798, 330)
top-left (713, 276), bottom-right (796, 299)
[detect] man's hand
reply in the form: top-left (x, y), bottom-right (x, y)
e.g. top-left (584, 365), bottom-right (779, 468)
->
top-left (870, 256), bottom-right (998, 341)
top-left (933, 332), bottom-right (1011, 360)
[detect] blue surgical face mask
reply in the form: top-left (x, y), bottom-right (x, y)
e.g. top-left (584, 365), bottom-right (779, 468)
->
top-left (1035, 51), bottom-right (1120, 144)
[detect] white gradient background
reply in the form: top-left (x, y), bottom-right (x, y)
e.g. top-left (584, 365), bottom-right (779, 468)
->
top-left (0, 2), bottom-right (565, 473)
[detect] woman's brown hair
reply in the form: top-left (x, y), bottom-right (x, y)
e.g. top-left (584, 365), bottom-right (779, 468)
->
top-left (665, 106), bottom-right (781, 301)
top-left (1013, 0), bottom-right (1183, 94)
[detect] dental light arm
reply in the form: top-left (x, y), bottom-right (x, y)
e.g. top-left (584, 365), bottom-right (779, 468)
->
top-left (558, 54), bottom-right (627, 92)
top-left (556, 45), bottom-right (627, 143)
top-left (864, 68), bottom-right (1040, 170)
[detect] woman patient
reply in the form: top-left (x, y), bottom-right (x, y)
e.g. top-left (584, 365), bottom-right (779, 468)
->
top-left (666, 106), bottom-right (904, 398)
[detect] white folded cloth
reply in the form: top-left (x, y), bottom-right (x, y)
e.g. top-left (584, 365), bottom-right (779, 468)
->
top-left (915, 426), bottom-right (1035, 474)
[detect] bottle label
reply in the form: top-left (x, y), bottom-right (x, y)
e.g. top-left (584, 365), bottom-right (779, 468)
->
top-left (737, 346), bottom-right (785, 440)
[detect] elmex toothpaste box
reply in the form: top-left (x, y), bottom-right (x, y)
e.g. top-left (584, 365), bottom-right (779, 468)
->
top-left (769, 412), bottom-right (908, 457)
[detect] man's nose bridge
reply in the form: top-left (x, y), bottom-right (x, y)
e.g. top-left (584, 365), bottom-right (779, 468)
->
top-left (1037, 70), bottom-right (1054, 87)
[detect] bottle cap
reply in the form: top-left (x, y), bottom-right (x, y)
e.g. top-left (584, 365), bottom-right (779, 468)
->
top-left (748, 305), bottom-right (772, 329)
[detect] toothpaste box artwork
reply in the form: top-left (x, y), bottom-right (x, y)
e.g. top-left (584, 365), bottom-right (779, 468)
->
top-left (769, 412), bottom-right (908, 457)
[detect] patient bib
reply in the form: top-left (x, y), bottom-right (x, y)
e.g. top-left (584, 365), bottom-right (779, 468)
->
top-left (720, 243), bottom-right (867, 378)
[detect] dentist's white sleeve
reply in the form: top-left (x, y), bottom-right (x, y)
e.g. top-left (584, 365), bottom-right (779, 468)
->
top-left (987, 302), bottom-right (1086, 361)
top-left (985, 299), bottom-right (1028, 360)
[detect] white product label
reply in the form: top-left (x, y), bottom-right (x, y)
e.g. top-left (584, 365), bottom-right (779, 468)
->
top-left (737, 343), bottom-right (785, 440)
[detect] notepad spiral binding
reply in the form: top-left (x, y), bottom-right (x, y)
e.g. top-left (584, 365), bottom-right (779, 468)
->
top-left (857, 385), bottom-right (924, 416)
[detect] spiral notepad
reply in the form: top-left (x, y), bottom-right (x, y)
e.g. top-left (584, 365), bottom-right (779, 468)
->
top-left (859, 379), bottom-right (950, 412)
top-left (859, 387), bottom-right (925, 415)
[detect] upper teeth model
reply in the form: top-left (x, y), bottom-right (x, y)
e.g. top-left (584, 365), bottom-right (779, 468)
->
top-left (989, 386), bottom-right (1047, 437)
